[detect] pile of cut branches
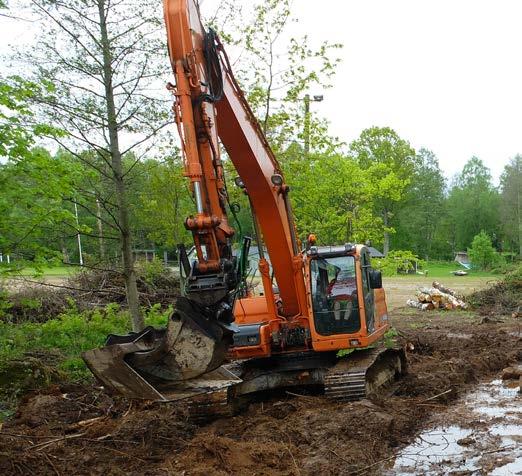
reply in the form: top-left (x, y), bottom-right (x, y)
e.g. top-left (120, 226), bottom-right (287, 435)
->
top-left (1, 261), bottom-right (180, 323)
top-left (68, 262), bottom-right (180, 308)
top-left (468, 265), bottom-right (522, 316)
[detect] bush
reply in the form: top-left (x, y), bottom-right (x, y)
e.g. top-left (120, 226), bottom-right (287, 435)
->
top-left (374, 250), bottom-right (425, 276)
top-left (134, 258), bottom-right (169, 286)
top-left (468, 231), bottom-right (504, 270)
top-left (0, 304), bottom-right (173, 382)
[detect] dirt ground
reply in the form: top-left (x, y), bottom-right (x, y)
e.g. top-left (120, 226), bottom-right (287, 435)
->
top-left (383, 276), bottom-right (497, 311)
top-left (0, 306), bottom-right (520, 475)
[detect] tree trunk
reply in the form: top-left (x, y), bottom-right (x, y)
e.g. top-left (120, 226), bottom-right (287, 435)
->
top-left (61, 239), bottom-right (69, 264)
top-left (98, 0), bottom-right (143, 331)
top-left (517, 186), bottom-right (522, 257)
top-left (518, 186), bottom-right (521, 258)
top-left (96, 198), bottom-right (106, 260)
top-left (383, 209), bottom-right (390, 256)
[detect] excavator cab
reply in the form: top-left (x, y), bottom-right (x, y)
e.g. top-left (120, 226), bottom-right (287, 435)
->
top-left (310, 253), bottom-right (361, 336)
top-left (308, 245), bottom-right (385, 339)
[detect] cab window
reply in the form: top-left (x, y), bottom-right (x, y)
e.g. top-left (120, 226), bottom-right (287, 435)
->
top-left (310, 255), bottom-right (360, 336)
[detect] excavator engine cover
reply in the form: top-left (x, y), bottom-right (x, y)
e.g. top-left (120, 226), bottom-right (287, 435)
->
top-left (82, 298), bottom-right (241, 401)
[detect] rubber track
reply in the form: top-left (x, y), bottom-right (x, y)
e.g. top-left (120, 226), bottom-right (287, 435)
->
top-left (324, 347), bottom-right (383, 401)
top-left (185, 362), bottom-right (244, 423)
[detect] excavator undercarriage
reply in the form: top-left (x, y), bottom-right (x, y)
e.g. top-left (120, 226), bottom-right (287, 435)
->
top-left (85, 312), bottom-right (406, 412)
top-left (172, 346), bottom-right (405, 422)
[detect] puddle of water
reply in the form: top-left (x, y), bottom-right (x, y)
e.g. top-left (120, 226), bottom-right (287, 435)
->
top-left (472, 382), bottom-right (521, 420)
top-left (491, 457), bottom-right (522, 476)
top-left (490, 424), bottom-right (522, 437)
top-left (390, 378), bottom-right (522, 475)
top-left (392, 426), bottom-right (476, 473)
top-left (474, 405), bottom-right (511, 418)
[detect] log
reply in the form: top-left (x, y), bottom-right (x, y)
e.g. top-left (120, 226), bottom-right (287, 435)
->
top-left (407, 299), bottom-right (431, 311)
top-left (416, 292), bottom-right (431, 302)
top-left (433, 281), bottom-right (463, 299)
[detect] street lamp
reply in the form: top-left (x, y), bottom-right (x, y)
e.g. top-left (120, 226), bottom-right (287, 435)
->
top-left (304, 94), bottom-right (323, 155)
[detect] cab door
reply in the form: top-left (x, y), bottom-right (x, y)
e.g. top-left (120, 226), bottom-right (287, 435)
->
top-left (360, 250), bottom-right (375, 333)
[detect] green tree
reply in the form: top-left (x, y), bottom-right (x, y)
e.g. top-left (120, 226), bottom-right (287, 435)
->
top-left (132, 157), bottom-right (192, 250)
top-left (468, 230), bottom-right (502, 270)
top-left (500, 155), bottom-right (522, 256)
top-left (213, 0), bottom-right (342, 155)
top-left (0, 148), bottom-right (81, 269)
top-left (0, 76), bottom-right (60, 161)
top-left (20, 0), bottom-right (171, 331)
top-left (393, 148), bottom-right (446, 259)
top-left (446, 157), bottom-right (500, 253)
top-left (282, 147), bottom-right (380, 245)
top-left (0, 76), bottom-right (72, 268)
top-left (350, 127), bottom-right (416, 254)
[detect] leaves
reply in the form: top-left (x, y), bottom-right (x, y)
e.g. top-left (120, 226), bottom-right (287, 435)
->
top-left (500, 155), bottom-right (522, 255)
top-left (0, 77), bottom-right (63, 161)
top-left (350, 127), bottom-right (416, 252)
top-left (446, 157), bottom-right (501, 252)
top-left (215, 0), bottom-right (342, 154)
top-left (468, 231), bottom-right (504, 270)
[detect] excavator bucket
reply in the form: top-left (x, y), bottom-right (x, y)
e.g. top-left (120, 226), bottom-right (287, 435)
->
top-left (82, 298), bottom-right (241, 401)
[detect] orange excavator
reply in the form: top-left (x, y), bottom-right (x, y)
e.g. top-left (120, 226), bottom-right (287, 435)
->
top-left (83, 0), bottom-right (405, 406)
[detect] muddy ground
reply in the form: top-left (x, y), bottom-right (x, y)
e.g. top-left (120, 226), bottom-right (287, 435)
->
top-left (0, 308), bottom-right (520, 475)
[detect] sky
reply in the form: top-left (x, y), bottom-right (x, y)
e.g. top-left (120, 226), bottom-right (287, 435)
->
top-left (2, 0), bottom-right (521, 184)
top-left (279, 0), bottom-right (522, 184)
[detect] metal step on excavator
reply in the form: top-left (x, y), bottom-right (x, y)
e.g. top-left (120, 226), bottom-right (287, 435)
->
top-left (83, 0), bottom-right (405, 410)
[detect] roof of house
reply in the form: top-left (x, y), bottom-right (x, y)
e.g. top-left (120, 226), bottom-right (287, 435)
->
top-left (368, 246), bottom-right (385, 258)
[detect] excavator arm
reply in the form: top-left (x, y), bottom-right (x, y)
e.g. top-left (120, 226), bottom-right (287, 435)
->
top-left (83, 0), bottom-right (306, 400)
top-left (164, 0), bottom-right (304, 316)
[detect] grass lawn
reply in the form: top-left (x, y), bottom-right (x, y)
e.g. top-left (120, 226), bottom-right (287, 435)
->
top-left (18, 266), bottom-right (79, 278)
top-left (420, 261), bottom-right (496, 278)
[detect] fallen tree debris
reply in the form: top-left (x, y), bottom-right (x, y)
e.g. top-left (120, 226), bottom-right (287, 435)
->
top-left (467, 265), bottom-right (521, 316)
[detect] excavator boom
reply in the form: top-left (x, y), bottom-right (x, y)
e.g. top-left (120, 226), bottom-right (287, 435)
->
top-left (163, 0), bottom-right (304, 316)
top-left (83, 0), bottom-right (305, 400)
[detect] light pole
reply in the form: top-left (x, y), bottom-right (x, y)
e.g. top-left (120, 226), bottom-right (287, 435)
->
top-left (74, 201), bottom-right (84, 266)
top-left (303, 94), bottom-right (323, 155)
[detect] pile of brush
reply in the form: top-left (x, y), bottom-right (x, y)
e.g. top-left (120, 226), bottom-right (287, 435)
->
top-left (407, 281), bottom-right (468, 311)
